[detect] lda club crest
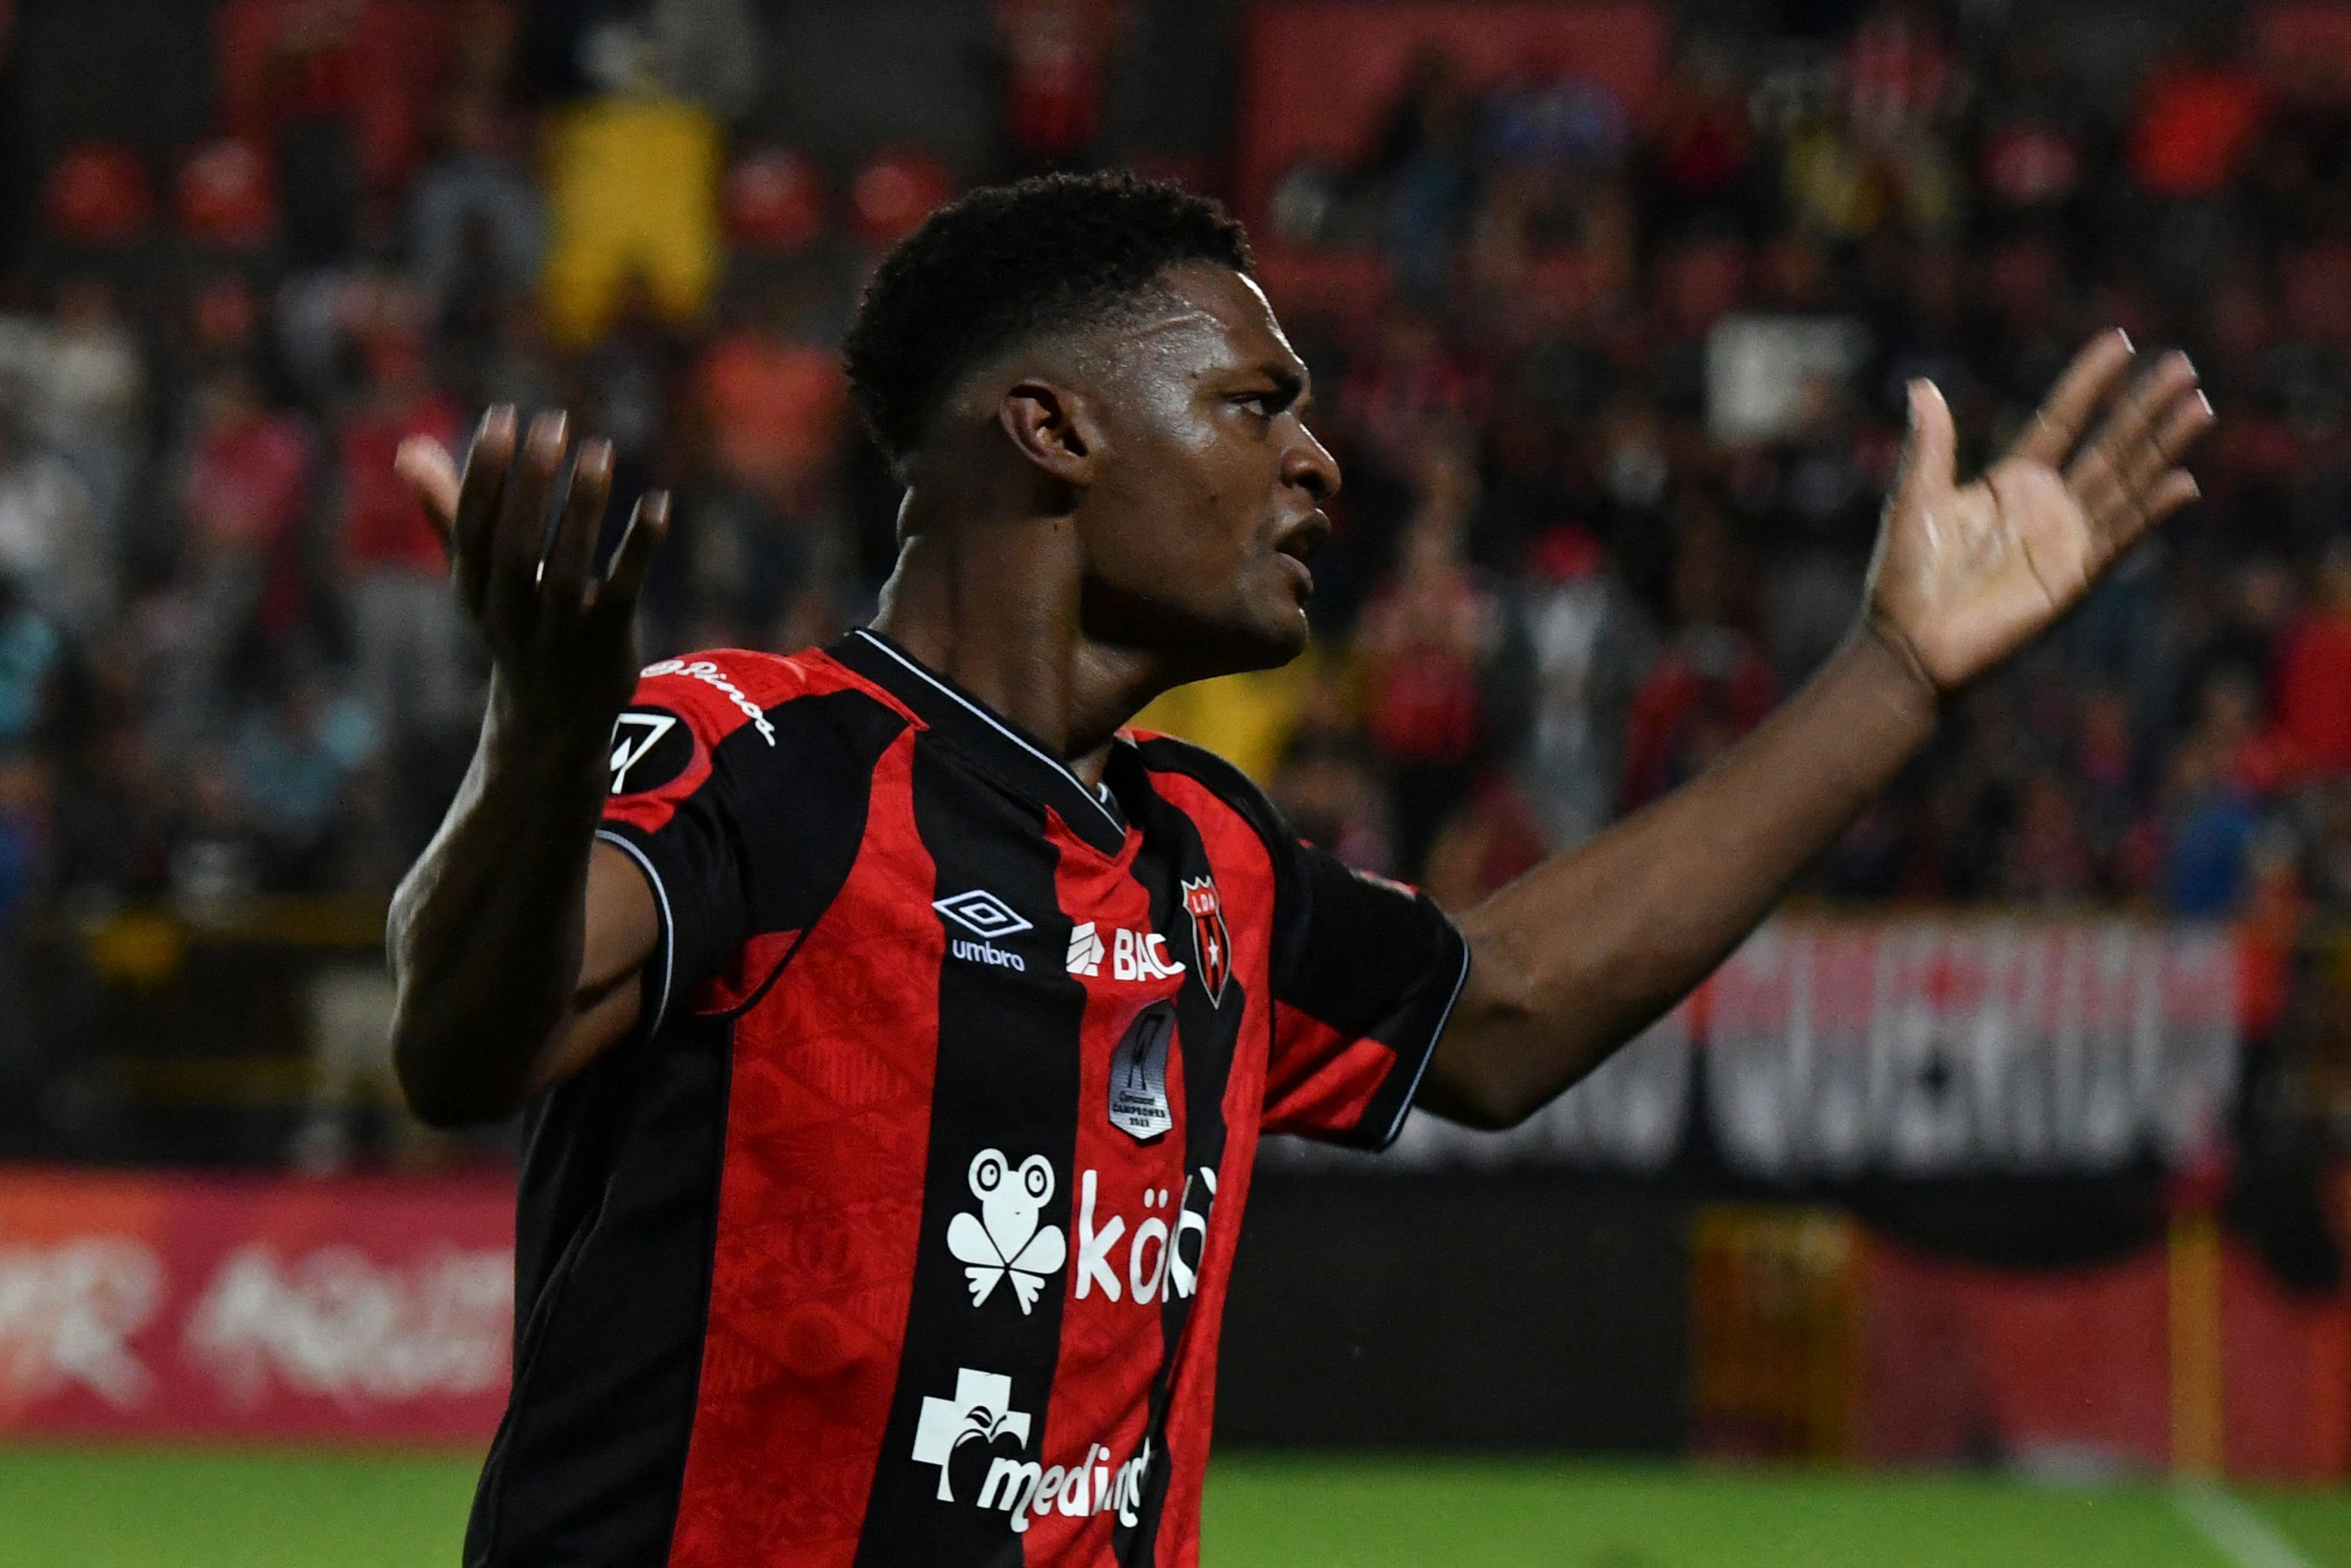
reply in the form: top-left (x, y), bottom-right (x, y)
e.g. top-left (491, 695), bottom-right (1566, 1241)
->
top-left (1179, 876), bottom-right (1230, 1005)
top-left (1107, 1002), bottom-right (1176, 1142)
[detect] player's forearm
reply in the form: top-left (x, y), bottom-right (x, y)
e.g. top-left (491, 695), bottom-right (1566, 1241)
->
top-left (387, 678), bottom-right (613, 1127)
top-left (1430, 624), bottom-right (1938, 1128)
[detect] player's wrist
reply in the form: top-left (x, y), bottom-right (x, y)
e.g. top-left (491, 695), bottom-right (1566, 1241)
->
top-left (1855, 611), bottom-right (1944, 704)
top-left (483, 670), bottom-right (629, 774)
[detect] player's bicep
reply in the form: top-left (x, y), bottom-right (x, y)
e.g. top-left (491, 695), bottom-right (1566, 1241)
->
top-left (526, 840), bottom-right (663, 1094)
top-left (579, 837), bottom-right (661, 996)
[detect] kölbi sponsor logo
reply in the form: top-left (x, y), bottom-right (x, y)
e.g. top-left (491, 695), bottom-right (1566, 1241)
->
top-left (909, 1366), bottom-right (1152, 1533)
top-left (1075, 1164), bottom-right (1218, 1304)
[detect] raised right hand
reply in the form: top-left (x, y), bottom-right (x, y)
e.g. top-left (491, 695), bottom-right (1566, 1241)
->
top-left (395, 407), bottom-right (669, 729)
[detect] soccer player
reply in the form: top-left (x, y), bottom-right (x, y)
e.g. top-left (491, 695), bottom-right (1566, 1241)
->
top-left (387, 175), bottom-right (2209, 1566)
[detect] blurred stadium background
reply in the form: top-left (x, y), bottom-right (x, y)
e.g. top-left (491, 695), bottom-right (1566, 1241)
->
top-left (0, 0), bottom-right (2349, 1563)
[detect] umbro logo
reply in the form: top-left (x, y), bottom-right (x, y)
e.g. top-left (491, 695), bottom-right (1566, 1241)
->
top-left (933, 890), bottom-right (1033, 939)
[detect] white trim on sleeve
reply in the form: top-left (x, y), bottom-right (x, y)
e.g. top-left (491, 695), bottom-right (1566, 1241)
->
top-left (596, 828), bottom-right (676, 1036)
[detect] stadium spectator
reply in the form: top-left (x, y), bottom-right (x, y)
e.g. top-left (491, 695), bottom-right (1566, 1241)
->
top-left (22, 279), bottom-right (146, 556)
top-left (334, 326), bottom-right (468, 749)
top-left (407, 98), bottom-right (547, 328)
top-left (229, 657), bottom-right (376, 890)
top-left (1356, 441), bottom-right (1523, 876)
top-left (0, 400), bottom-right (108, 640)
top-left (166, 368), bottom-right (315, 740)
top-left (1514, 523), bottom-right (1652, 850)
top-left (2271, 538), bottom-right (2351, 779)
top-left (1621, 499), bottom-right (1774, 810)
top-left (996, 0), bottom-right (1129, 171)
top-left (0, 575), bottom-right (61, 748)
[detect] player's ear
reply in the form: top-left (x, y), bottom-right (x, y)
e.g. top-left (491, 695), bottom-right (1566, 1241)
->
top-left (999, 379), bottom-right (1101, 489)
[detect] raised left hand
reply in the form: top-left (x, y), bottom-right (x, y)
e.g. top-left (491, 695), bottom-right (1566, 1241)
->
top-left (1865, 330), bottom-right (2213, 697)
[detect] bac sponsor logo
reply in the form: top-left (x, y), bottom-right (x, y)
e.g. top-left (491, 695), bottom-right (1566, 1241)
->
top-left (606, 709), bottom-right (686, 795)
top-left (1065, 921), bottom-right (1185, 983)
top-left (945, 1150), bottom-right (1065, 1315)
top-left (638, 658), bottom-right (776, 746)
top-left (910, 1365), bottom-right (1151, 1534)
top-left (1181, 876), bottom-right (1232, 1005)
top-left (1105, 1002), bottom-right (1175, 1142)
top-left (935, 889), bottom-right (1032, 972)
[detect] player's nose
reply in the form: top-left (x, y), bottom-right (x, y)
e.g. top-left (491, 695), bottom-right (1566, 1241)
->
top-left (1282, 425), bottom-right (1340, 502)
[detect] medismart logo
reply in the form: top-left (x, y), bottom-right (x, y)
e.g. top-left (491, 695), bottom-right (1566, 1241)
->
top-left (908, 1368), bottom-right (1154, 1533)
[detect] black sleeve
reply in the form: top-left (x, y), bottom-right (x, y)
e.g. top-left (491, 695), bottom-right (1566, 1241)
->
top-left (596, 655), bottom-right (900, 1036)
top-left (1263, 834), bottom-right (1472, 1151)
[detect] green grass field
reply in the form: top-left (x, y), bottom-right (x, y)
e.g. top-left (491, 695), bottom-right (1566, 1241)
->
top-left (1, 1447), bottom-right (2344, 1567)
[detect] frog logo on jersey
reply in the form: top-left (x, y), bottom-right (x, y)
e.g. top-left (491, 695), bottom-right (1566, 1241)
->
top-left (1180, 876), bottom-right (1231, 1005)
top-left (946, 1150), bottom-right (1065, 1313)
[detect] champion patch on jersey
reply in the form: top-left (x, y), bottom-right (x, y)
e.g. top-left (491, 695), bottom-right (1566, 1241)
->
top-left (1106, 1002), bottom-right (1176, 1141)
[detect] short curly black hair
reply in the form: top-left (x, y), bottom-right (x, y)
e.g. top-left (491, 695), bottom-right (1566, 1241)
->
top-left (842, 171), bottom-right (1254, 470)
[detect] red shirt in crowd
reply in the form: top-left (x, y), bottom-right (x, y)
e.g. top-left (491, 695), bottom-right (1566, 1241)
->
top-left (2129, 63), bottom-right (2267, 197)
top-left (1621, 633), bottom-right (1776, 810)
top-left (2271, 606), bottom-right (2351, 778)
top-left (339, 390), bottom-right (464, 572)
top-left (695, 331), bottom-right (846, 506)
top-left (996, 0), bottom-right (1123, 162)
top-left (185, 407), bottom-right (311, 557)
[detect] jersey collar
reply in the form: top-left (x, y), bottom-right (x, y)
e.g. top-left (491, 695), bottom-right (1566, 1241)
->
top-left (834, 627), bottom-right (1132, 855)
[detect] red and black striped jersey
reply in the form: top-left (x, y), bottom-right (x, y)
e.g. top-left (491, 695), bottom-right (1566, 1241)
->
top-left (464, 628), bottom-right (1469, 1568)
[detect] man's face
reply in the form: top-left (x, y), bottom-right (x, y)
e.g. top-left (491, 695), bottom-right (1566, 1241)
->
top-left (1069, 263), bottom-right (1339, 678)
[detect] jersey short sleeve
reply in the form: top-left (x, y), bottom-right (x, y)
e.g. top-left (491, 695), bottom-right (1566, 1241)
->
top-left (595, 657), bottom-right (771, 1038)
top-left (1263, 838), bottom-right (1472, 1151)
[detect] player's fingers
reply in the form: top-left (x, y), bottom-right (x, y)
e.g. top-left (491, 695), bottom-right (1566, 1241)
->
top-left (2070, 355), bottom-right (2202, 553)
top-left (395, 435), bottom-right (462, 544)
top-left (2010, 329), bottom-right (2135, 468)
top-left (2068, 350), bottom-right (2197, 488)
top-left (2132, 468), bottom-right (2203, 539)
top-left (593, 490), bottom-right (669, 621)
top-left (1892, 378), bottom-right (1957, 511)
top-left (542, 438), bottom-right (611, 612)
top-left (493, 410), bottom-right (568, 632)
top-left (2121, 385), bottom-right (2215, 496)
top-left (450, 407), bottom-right (516, 616)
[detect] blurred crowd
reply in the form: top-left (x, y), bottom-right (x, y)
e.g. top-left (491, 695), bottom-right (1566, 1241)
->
top-left (1243, 3), bottom-right (2351, 934)
top-left (2, 0), bottom-right (2350, 979)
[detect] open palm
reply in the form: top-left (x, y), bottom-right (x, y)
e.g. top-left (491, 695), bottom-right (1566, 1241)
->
top-left (1867, 331), bottom-right (2213, 694)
